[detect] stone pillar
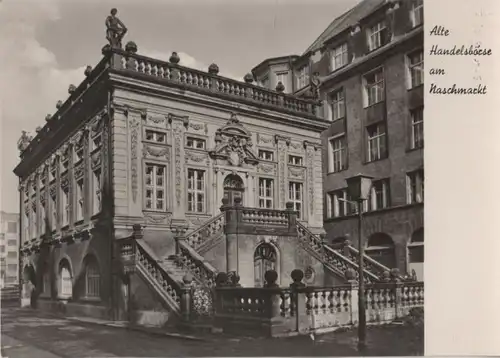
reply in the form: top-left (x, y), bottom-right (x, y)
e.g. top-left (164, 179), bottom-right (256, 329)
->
top-left (174, 226), bottom-right (188, 256)
top-left (393, 277), bottom-right (404, 319)
top-left (180, 274), bottom-right (194, 323)
top-left (348, 280), bottom-right (359, 325)
top-left (223, 198), bottom-right (241, 274)
top-left (290, 269), bottom-right (308, 333)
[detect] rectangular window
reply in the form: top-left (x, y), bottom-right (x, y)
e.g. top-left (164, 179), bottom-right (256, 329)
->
top-left (407, 169), bottom-right (424, 204)
top-left (93, 169), bottom-right (102, 215)
top-left (74, 145), bottom-right (84, 163)
top-left (366, 123), bottom-right (387, 162)
top-left (276, 72), bottom-right (288, 90)
top-left (61, 155), bottom-right (69, 173)
top-left (258, 178), bottom-right (274, 209)
top-left (7, 240), bottom-right (17, 247)
top-left (62, 188), bottom-right (69, 227)
top-left (7, 264), bottom-right (17, 272)
top-left (296, 66), bottom-right (309, 89)
top-left (186, 137), bottom-right (206, 150)
top-left (92, 134), bottom-right (102, 152)
top-left (145, 164), bottom-right (167, 211)
top-left (367, 21), bottom-right (388, 51)
top-left (76, 179), bottom-right (84, 222)
top-left (258, 150), bottom-right (274, 161)
top-left (329, 89), bottom-right (345, 121)
top-left (288, 182), bottom-right (303, 219)
top-left (145, 130), bottom-right (167, 144)
top-left (288, 155), bottom-right (303, 166)
top-left (328, 136), bottom-right (347, 173)
top-left (364, 68), bottom-right (385, 107)
top-left (7, 251), bottom-right (17, 259)
top-left (368, 179), bottom-right (391, 211)
top-left (7, 222), bottom-right (17, 233)
top-left (411, 107), bottom-right (424, 149)
top-left (408, 50), bottom-right (424, 88)
top-left (31, 207), bottom-right (37, 238)
top-left (50, 167), bottom-right (56, 183)
top-left (50, 194), bottom-right (57, 229)
top-left (187, 169), bottom-right (205, 213)
top-left (328, 189), bottom-right (353, 218)
top-left (411, 0), bottom-right (424, 27)
top-left (0, 246), bottom-right (4, 253)
top-left (260, 76), bottom-right (269, 88)
top-left (331, 43), bottom-right (348, 71)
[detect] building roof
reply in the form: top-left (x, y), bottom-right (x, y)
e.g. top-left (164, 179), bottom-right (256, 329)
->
top-left (303, 0), bottom-right (386, 55)
top-left (251, 55), bottom-right (299, 75)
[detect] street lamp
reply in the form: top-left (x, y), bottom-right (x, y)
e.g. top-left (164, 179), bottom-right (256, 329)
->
top-left (345, 173), bottom-right (373, 352)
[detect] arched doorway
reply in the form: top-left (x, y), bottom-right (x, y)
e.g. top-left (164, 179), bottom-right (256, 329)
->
top-left (366, 233), bottom-right (396, 269)
top-left (254, 243), bottom-right (277, 287)
top-left (223, 174), bottom-right (244, 206)
top-left (408, 228), bottom-right (424, 281)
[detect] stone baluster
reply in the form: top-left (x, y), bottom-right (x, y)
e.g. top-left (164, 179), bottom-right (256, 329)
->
top-left (393, 277), bottom-right (403, 319)
top-left (348, 279), bottom-right (359, 325)
top-left (180, 274), bottom-right (193, 323)
top-left (173, 226), bottom-right (188, 256)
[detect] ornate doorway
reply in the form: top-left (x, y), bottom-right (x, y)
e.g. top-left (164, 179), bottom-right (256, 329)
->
top-left (254, 243), bottom-right (277, 287)
top-left (223, 174), bottom-right (244, 206)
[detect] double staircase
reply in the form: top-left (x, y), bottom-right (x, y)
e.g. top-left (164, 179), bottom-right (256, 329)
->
top-left (128, 213), bottom-right (403, 318)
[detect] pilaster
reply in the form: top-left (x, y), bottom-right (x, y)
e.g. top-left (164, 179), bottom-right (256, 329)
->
top-left (275, 135), bottom-right (291, 209)
top-left (168, 113), bottom-right (189, 224)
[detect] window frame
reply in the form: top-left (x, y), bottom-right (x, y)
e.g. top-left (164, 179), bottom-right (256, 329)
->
top-left (366, 123), bottom-right (387, 162)
top-left (410, 0), bottom-right (424, 28)
top-left (144, 129), bottom-right (167, 145)
top-left (407, 49), bottom-right (424, 89)
top-left (258, 177), bottom-right (274, 209)
top-left (258, 149), bottom-right (274, 162)
top-left (410, 107), bottom-right (424, 149)
top-left (363, 67), bottom-right (385, 107)
top-left (84, 259), bottom-right (101, 300)
top-left (288, 155), bottom-right (303, 166)
top-left (407, 169), bottom-right (424, 204)
top-left (185, 136), bottom-right (207, 150)
top-left (328, 134), bottom-right (348, 173)
top-left (288, 181), bottom-right (303, 219)
top-left (329, 88), bottom-right (345, 121)
top-left (187, 168), bottom-right (206, 213)
top-left (367, 21), bottom-right (388, 51)
top-left (331, 42), bottom-right (349, 71)
top-left (144, 163), bottom-right (168, 212)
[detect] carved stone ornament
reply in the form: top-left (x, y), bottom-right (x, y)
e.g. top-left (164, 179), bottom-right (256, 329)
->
top-left (144, 212), bottom-right (172, 225)
top-left (143, 145), bottom-right (170, 160)
top-left (257, 163), bottom-right (275, 174)
top-left (209, 113), bottom-right (259, 167)
top-left (288, 167), bottom-right (305, 179)
top-left (130, 117), bottom-right (139, 203)
top-left (185, 151), bottom-right (207, 163)
top-left (17, 131), bottom-right (33, 153)
top-left (91, 150), bottom-right (102, 169)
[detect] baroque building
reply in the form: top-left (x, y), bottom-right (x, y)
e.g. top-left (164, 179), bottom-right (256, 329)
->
top-left (252, 0), bottom-right (424, 280)
top-left (14, 4), bottom-right (420, 324)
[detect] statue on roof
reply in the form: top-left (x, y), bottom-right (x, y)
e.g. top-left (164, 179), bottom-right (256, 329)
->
top-left (106, 8), bottom-right (128, 49)
top-left (17, 131), bottom-right (32, 153)
top-left (309, 72), bottom-right (321, 101)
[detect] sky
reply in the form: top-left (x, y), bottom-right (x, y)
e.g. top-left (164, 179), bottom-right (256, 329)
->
top-left (0, 0), bottom-right (361, 213)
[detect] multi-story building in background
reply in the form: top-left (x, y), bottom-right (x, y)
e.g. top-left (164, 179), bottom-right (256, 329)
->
top-left (251, 0), bottom-right (424, 280)
top-left (0, 211), bottom-right (20, 287)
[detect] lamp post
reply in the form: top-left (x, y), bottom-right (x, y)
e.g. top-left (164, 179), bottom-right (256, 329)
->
top-left (345, 173), bottom-right (373, 352)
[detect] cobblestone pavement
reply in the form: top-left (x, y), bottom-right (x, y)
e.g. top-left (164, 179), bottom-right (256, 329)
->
top-left (1, 306), bottom-right (423, 357)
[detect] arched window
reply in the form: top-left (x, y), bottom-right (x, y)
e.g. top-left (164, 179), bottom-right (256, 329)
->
top-left (366, 233), bottom-right (396, 269)
top-left (59, 260), bottom-right (72, 299)
top-left (223, 174), bottom-right (244, 206)
top-left (84, 257), bottom-right (100, 299)
top-left (254, 243), bottom-right (277, 287)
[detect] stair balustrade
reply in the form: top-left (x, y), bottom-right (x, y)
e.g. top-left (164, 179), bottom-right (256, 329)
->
top-left (184, 213), bottom-right (225, 251)
top-left (135, 240), bottom-right (182, 312)
top-left (177, 241), bottom-right (218, 287)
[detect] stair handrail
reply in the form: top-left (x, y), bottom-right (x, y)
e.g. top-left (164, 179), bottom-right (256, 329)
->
top-left (344, 244), bottom-right (407, 280)
top-left (135, 239), bottom-right (183, 309)
top-left (296, 222), bottom-right (380, 282)
top-left (184, 213), bottom-right (225, 250)
top-left (177, 240), bottom-right (218, 287)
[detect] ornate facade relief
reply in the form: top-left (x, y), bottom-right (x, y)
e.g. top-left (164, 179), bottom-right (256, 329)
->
top-left (209, 113), bottom-right (259, 167)
top-left (168, 113), bottom-right (188, 208)
top-left (275, 135), bottom-right (291, 208)
top-left (303, 141), bottom-right (321, 214)
top-left (142, 145), bottom-right (170, 161)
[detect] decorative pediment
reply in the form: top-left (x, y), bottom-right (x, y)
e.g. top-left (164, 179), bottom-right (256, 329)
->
top-left (209, 113), bottom-right (259, 167)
